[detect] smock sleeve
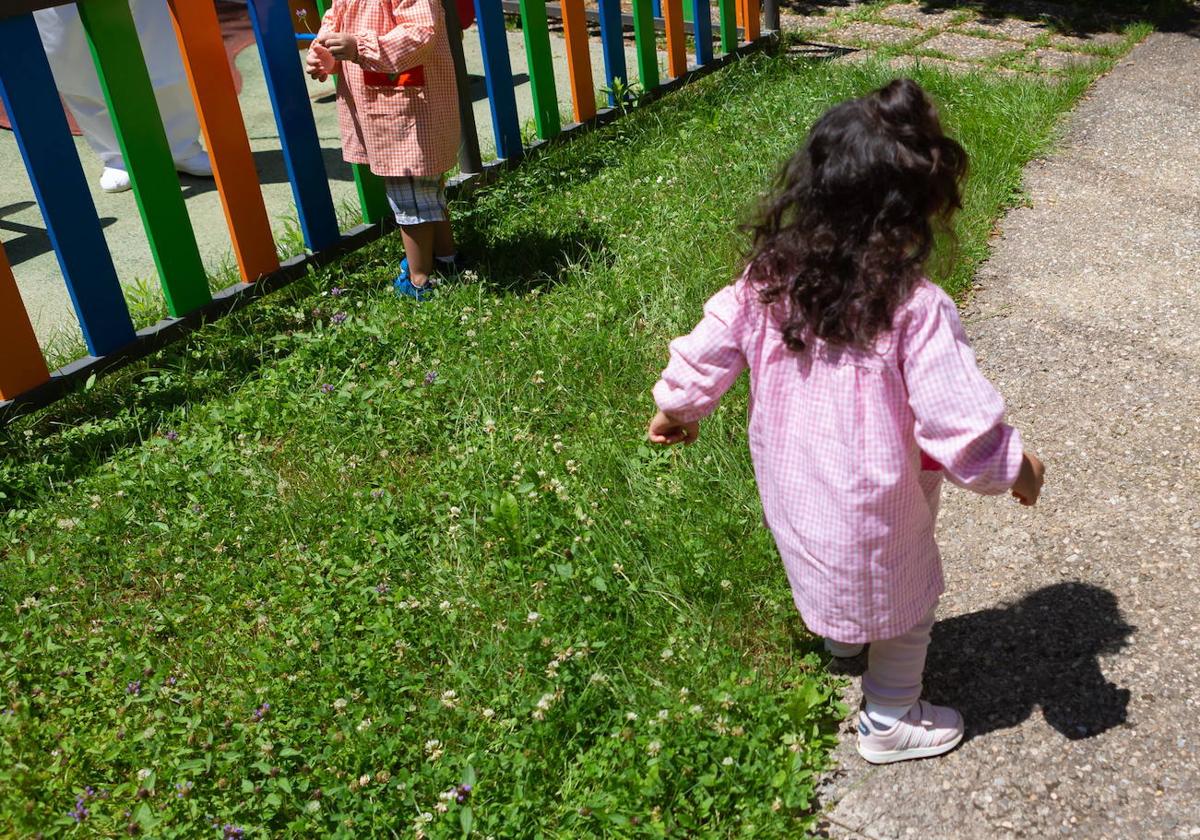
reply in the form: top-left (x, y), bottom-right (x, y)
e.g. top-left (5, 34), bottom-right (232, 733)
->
top-left (652, 282), bottom-right (749, 423)
top-left (356, 0), bottom-right (438, 74)
top-left (901, 284), bottom-right (1023, 495)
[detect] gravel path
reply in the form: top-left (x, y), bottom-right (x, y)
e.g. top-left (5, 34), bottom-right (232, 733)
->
top-left (819, 32), bottom-right (1200, 840)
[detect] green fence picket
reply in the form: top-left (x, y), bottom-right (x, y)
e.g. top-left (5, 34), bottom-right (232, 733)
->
top-left (519, 0), bottom-right (561, 139)
top-left (77, 0), bottom-right (211, 316)
top-left (632, 0), bottom-right (659, 90)
top-left (718, 0), bottom-right (737, 53)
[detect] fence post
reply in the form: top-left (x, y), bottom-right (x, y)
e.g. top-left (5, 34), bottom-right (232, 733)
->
top-left (559, 0), bottom-right (596, 123)
top-left (0, 241), bottom-right (50, 401)
top-left (246, 0), bottom-right (341, 250)
top-left (595, 0), bottom-right (626, 106)
top-left (77, 0), bottom-right (212, 317)
top-left (0, 12), bottom-right (135, 357)
top-left (518, 0), bottom-right (561, 139)
top-left (474, 0), bottom-right (522, 159)
top-left (762, 0), bottom-right (779, 33)
top-left (631, 0), bottom-right (659, 90)
top-left (167, 0), bottom-right (280, 283)
top-left (691, 0), bottom-right (713, 66)
top-left (441, 0), bottom-right (483, 174)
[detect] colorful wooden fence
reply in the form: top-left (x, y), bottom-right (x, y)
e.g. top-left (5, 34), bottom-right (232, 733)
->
top-left (0, 0), bottom-right (773, 413)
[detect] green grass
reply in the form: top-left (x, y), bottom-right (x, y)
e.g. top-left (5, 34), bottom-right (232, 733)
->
top-left (0, 43), bottom-right (1130, 837)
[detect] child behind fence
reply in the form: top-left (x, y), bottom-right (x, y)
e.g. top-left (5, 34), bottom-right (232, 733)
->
top-left (647, 79), bottom-right (1044, 764)
top-left (308, 0), bottom-right (461, 299)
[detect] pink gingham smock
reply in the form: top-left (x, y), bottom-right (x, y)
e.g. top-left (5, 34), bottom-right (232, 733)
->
top-left (317, 0), bottom-right (460, 177)
top-left (653, 277), bottom-right (1023, 643)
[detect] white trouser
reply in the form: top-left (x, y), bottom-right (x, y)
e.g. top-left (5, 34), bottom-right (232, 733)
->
top-left (33, 0), bottom-right (203, 170)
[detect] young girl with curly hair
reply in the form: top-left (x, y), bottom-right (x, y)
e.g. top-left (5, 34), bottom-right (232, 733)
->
top-left (647, 79), bottom-right (1044, 764)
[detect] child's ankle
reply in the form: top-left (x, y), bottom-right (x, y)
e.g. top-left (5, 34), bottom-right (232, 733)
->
top-left (864, 700), bottom-right (913, 728)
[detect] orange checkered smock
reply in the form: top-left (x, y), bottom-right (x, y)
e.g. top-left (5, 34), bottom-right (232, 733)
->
top-left (317, 0), bottom-right (461, 178)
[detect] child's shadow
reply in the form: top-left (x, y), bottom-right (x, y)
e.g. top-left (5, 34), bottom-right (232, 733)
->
top-left (836, 582), bottom-right (1134, 742)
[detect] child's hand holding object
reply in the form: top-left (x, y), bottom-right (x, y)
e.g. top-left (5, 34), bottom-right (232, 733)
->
top-left (648, 410), bottom-right (699, 446)
top-left (322, 32), bottom-right (360, 63)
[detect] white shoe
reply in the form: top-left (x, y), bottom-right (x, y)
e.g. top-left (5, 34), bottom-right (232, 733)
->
top-left (99, 166), bottom-right (132, 193)
top-left (175, 151), bottom-right (213, 178)
top-left (824, 638), bottom-right (865, 658)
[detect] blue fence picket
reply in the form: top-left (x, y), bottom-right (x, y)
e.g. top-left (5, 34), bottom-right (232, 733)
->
top-left (473, 0), bottom-right (522, 159)
top-left (595, 0), bottom-right (626, 105)
top-left (692, 0), bottom-right (714, 65)
top-left (245, 0), bottom-right (340, 251)
top-left (0, 12), bottom-right (135, 357)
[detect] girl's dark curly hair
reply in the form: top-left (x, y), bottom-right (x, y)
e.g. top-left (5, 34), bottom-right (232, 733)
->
top-left (747, 78), bottom-right (967, 352)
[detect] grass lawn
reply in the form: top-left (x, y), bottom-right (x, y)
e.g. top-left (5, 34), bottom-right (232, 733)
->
top-left (0, 35), bottom-right (1139, 837)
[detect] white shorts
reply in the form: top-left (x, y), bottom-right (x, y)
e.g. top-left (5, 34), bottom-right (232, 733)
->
top-left (384, 176), bottom-right (448, 226)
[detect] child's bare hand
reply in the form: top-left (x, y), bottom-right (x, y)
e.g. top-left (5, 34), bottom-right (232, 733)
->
top-left (322, 32), bottom-right (359, 63)
top-left (307, 42), bottom-right (335, 81)
top-left (648, 410), bottom-right (699, 446)
top-left (1011, 451), bottom-right (1044, 506)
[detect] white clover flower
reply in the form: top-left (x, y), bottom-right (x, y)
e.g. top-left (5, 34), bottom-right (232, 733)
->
top-left (657, 709), bottom-right (670, 722)
top-left (439, 600), bottom-right (452, 612)
top-left (536, 693), bottom-right (555, 711)
top-left (532, 370), bottom-right (545, 385)
top-left (333, 698), bottom-right (348, 712)
top-left (611, 562), bottom-right (624, 575)
top-left (440, 690), bottom-right (459, 709)
top-left (720, 579), bottom-right (733, 590)
top-left (647, 740), bottom-right (662, 757)
top-left (449, 506), bottom-right (461, 518)
top-left (357, 717), bottom-right (373, 732)
top-left (772, 797), bottom-right (783, 812)
top-left (137, 768), bottom-right (152, 781)
top-left (526, 611), bottom-right (541, 625)
top-left (689, 704), bottom-right (704, 716)
top-left (435, 801), bottom-right (449, 814)
top-left (625, 712), bottom-right (638, 722)
top-left (482, 707), bottom-right (496, 719)
top-left (565, 460), bottom-right (578, 474)
top-left (359, 773), bottom-right (370, 787)
top-left (722, 756), bottom-right (734, 767)
top-left (660, 648), bottom-right (674, 661)
top-left (531, 709), bottom-right (545, 721)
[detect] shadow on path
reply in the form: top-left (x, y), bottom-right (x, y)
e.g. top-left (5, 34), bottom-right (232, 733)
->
top-left (833, 582), bottom-right (1134, 742)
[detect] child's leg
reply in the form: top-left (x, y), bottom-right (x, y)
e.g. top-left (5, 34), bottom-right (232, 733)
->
top-left (433, 217), bottom-right (456, 260)
top-left (861, 605), bottom-right (936, 722)
top-left (400, 223), bottom-right (436, 288)
top-left (386, 176), bottom-right (449, 289)
top-left (856, 604), bottom-right (963, 764)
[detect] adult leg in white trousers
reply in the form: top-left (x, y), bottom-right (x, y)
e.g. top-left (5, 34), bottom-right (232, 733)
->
top-left (33, 0), bottom-right (211, 193)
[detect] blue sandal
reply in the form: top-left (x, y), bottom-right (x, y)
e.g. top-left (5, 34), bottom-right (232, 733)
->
top-left (393, 258), bottom-right (434, 301)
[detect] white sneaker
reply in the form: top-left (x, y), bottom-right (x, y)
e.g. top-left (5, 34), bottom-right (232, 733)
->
top-left (824, 638), bottom-right (864, 658)
top-left (856, 700), bottom-right (964, 764)
top-left (99, 166), bottom-right (132, 193)
top-left (175, 151), bottom-right (213, 178)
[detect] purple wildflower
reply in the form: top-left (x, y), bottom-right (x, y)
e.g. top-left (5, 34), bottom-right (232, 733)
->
top-left (320, 383), bottom-right (335, 394)
top-left (167, 675), bottom-right (178, 687)
top-left (296, 8), bottom-right (307, 18)
top-left (456, 783), bottom-right (472, 804)
top-left (69, 796), bottom-right (89, 822)
top-left (375, 582), bottom-right (390, 595)
top-left (223, 824), bottom-right (245, 840)
top-left (329, 287), bottom-right (345, 297)
top-left (126, 680), bottom-right (141, 696)
top-left (371, 489), bottom-right (385, 500)
top-left (165, 430), bottom-right (179, 442)
top-left (176, 781), bottom-right (193, 799)
top-left (252, 702), bottom-right (270, 723)
top-left (423, 370), bottom-right (438, 386)
top-left (331, 312), bottom-right (348, 325)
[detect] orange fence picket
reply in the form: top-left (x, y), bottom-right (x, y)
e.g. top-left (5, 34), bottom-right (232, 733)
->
top-left (0, 241), bottom-right (50, 401)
